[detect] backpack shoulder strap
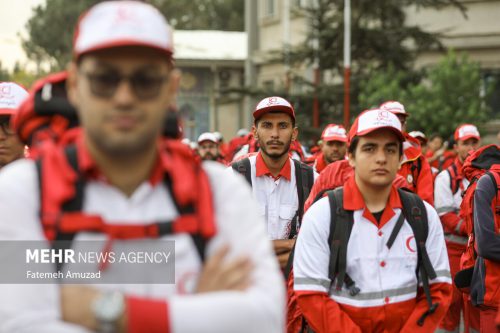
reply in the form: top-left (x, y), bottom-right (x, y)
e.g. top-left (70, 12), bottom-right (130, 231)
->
top-left (231, 157), bottom-right (252, 186)
top-left (327, 188), bottom-right (356, 293)
top-left (398, 188), bottom-right (439, 325)
top-left (293, 159), bottom-right (314, 219)
top-left (410, 157), bottom-right (422, 188)
top-left (446, 163), bottom-right (460, 195)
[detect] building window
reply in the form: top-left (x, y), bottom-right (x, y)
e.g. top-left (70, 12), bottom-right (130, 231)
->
top-left (264, 0), bottom-right (276, 17)
top-left (263, 79), bottom-right (275, 92)
top-left (483, 71), bottom-right (500, 115)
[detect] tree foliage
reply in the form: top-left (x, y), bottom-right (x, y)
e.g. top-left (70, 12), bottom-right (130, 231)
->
top-left (279, 0), bottom-right (468, 132)
top-left (153, 0), bottom-right (244, 31)
top-left (359, 51), bottom-right (490, 137)
top-left (22, 0), bottom-right (244, 71)
top-left (290, 0), bottom-right (465, 81)
top-left (0, 62), bottom-right (11, 82)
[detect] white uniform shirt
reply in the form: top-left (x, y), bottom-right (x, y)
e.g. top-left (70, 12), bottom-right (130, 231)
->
top-left (294, 189), bottom-right (451, 308)
top-left (434, 167), bottom-right (469, 216)
top-left (434, 165), bottom-right (469, 244)
top-left (229, 154), bottom-right (317, 240)
top-left (0, 159), bottom-right (285, 333)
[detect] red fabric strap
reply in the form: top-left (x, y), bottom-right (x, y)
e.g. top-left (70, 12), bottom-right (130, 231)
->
top-left (127, 296), bottom-right (170, 333)
top-left (58, 212), bottom-right (200, 239)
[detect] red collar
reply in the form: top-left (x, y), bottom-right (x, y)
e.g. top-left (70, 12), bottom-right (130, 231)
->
top-left (454, 157), bottom-right (464, 175)
top-left (255, 152), bottom-right (291, 181)
top-left (315, 153), bottom-right (328, 173)
top-left (343, 176), bottom-right (402, 228)
top-left (75, 133), bottom-right (164, 186)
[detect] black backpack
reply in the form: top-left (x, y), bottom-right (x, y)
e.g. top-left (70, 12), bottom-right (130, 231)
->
top-left (307, 187), bottom-right (439, 329)
top-left (231, 157), bottom-right (314, 239)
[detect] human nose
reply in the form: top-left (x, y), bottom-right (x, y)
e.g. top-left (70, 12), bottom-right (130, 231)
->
top-left (374, 148), bottom-right (387, 164)
top-left (270, 126), bottom-right (279, 138)
top-left (112, 78), bottom-right (135, 107)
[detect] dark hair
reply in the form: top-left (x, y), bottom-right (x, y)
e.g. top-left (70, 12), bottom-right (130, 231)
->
top-left (348, 135), bottom-right (403, 157)
top-left (254, 111), bottom-right (296, 127)
top-left (429, 133), bottom-right (443, 142)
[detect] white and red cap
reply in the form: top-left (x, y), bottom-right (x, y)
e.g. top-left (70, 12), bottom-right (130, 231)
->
top-left (454, 124), bottom-right (480, 142)
top-left (253, 96), bottom-right (295, 121)
top-left (379, 100), bottom-right (408, 117)
top-left (197, 132), bottom-right (218, 144)
top-left (0, 82), bottom-right (28, 116)
top-left (408, 131), bottom-right (427, 143)
top-left (321, 124), bottom-right (347, 142)
top-left (348, 109), bottom-right (405, 143)
top-left (73, 1), bottom-right (174, 60)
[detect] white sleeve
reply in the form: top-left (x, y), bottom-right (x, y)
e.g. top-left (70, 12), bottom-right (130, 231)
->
top-left (434, 170), bottom-right (455, 216)
top-left (0, 160), bottom-right (91, 333)
top-left (293, 197), bottom-right (331, 293)
top-left (423, 202), bottom-right (452, 284)
top-left (169, 162), bottom-right (285, 333)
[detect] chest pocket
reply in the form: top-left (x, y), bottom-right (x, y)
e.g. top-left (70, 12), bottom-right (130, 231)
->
top-left (279, 204), bottom-right (297, 221)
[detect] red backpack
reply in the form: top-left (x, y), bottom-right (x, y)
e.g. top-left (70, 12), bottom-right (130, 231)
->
top-left (454, 144), bottom-right (500, 293)
top-left (12, 72), bottom-right (216, 262)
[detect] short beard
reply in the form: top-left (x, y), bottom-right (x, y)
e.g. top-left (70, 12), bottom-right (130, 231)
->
top-left (201, 153), bottom-right (216, 161)
top-left (260, 140), bottom-right (292, 160)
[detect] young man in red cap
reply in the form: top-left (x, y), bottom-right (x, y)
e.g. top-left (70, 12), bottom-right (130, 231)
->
top-left (0, 2), bottom-right (284, 332)
top-left (435, 124), bottom-right (481, 333)
top-left (380, 101), bottom-right (435, 205)
top-left (310, 123), bottom-right (347, 173)
top-left (0, 81), bottom-right (28, 169)
top-left (230, 96), bottom-right (316, 269)
top-left (293, 108), bottom-right (452, 333)
top-left (197, 132), bottom-right (225, 164)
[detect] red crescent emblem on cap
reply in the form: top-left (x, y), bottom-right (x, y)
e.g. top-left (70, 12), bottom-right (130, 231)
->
top-left (406, 236), bottom-right (416, 253)
top-left (267, 97), bottom-right (278, 106)
top-left (0, 85), bottom-right (12, 98)
top-left (377, 110), bottom-right (389, 121)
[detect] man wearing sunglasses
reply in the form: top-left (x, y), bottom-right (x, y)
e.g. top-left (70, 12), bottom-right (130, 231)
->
top-left (0, 82), bottom-right (28, 169)
top-left (0, 1), bottom-right (284, 333)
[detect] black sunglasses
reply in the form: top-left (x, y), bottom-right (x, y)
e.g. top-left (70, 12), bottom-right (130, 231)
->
top-left (81, 70), bottom-right (168, 100)
top-left (0, 117), bottom-right (14, 136)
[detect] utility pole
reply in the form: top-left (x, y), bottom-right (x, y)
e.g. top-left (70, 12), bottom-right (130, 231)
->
top-left (244, 0), bottom-right (258, 129)
top-left (343, 0), bottom-right (351, 128)
top-left (312, 0), bottom-right (320, 128)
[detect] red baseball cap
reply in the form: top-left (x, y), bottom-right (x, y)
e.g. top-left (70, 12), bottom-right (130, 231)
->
top-left (454, 124), bottom-right (480, 142)
top-left (0, 82), bottom-right (28, 116)
top-left (73, 1), bottom-right (174, 60)
top-left (379, 100), bottom-right (409, 118)
top-left (348, 109), bottom-right (405, 143)
top-left (321, 124), bottom-right (348, 142)
top-left (253, 96), bottom-right (295, 121)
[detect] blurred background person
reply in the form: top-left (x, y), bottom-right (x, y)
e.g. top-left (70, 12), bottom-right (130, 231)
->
top-left (0, 81), bottom-right (28, 169)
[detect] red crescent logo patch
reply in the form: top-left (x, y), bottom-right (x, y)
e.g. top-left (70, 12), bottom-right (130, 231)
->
top-left (406, 235), bottom-right (416, 253)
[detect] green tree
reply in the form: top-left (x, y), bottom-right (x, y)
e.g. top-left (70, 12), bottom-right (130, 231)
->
top-left (406, 51), bottom-right (490, 136)
top-left (152, 0), bottom-right (244, 31)
top-left (282, 0), bottom-right (467, 127)
top-left (0, 62), bottom-right (11, 81)
top-left (10, 62), bottom-right (44, 88)
top-left (22, 0), bottom-right (244, 71)
top-left (359, 51), bottom-right (490, 137)
top-left (22, 0), bottom-right (101, 71)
